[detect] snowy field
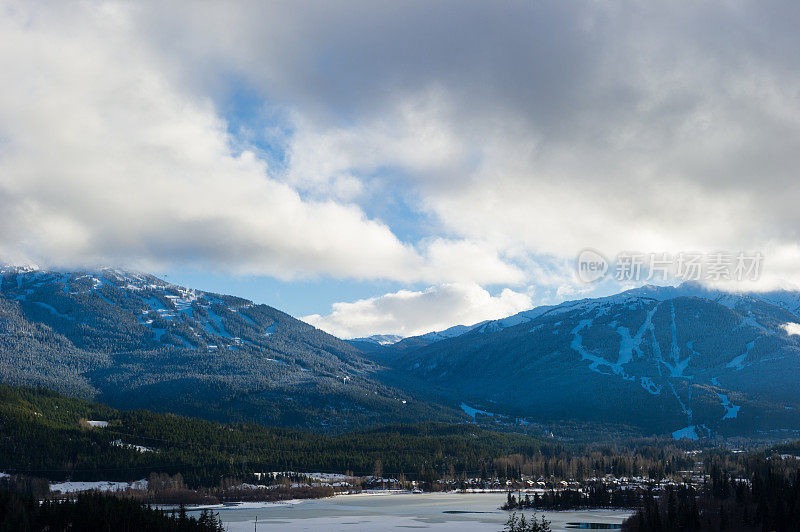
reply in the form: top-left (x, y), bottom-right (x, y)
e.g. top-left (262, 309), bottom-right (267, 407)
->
top-left (188, 492), bottom-right (632, 531)
top-left (49, 479), bottom-right (147, 494)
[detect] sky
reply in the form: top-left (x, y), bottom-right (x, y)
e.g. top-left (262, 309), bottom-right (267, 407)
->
top-left (2, 1), bottom-right (800, 338)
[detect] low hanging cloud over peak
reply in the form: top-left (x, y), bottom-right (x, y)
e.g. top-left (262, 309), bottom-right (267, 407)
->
top-left (303, 283), bottom-right (533, 339)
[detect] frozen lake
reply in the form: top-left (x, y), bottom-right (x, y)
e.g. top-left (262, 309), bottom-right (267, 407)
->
top-left (189, 492), bottom-right (633, 531)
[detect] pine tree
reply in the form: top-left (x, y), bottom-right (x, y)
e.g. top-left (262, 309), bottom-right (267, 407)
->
top-left (667, 490), bottom-right (677, 527)
top-left (504, 511), bottom-right (519, 532)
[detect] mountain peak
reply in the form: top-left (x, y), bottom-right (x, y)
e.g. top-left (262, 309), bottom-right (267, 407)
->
top-left (0, 266), bottom-right (422, 431)
top-left (350, 333), bottom-right (405, 345)
top-left (392, 283), bottom-right (800, 438)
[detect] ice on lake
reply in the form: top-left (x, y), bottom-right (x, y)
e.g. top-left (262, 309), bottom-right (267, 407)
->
top-left (189, 492), bottom-right (633, 531)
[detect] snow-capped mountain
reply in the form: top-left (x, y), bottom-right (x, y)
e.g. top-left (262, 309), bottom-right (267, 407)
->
top-left (0, 266), bottom-right (281, 351)
top-left (384, 283), bottom-right (800, 438)
top-left (4, 266), bottom-right (798, 438)
top-left (350, 334), bottom-right (405, 346)
top-left (346, 333), bottom-right (405, 356)
top-left (0, 266), bottom-right (450, 430)
top-left (390, 282), bottom-right (800, 349)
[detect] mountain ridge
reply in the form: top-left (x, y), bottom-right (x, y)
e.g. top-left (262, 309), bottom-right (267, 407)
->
top-left (0, 266), bottom-right (459, 431)
top-left (3, 266), bottom-right (799, 440)
top-left (373, 283), bottom-right (800, 439)
top-left (370, 281), bottom-right (800, 354)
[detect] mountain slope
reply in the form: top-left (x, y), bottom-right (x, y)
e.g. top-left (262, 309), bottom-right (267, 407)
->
top-left (0, 267), bottom-right (457, 431)
top-left (383, 284), bottom-right (800, 438)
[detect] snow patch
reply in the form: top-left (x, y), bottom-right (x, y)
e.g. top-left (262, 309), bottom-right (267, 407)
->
top-left (672, 425), bottom-right (699, 440)
top-left (460, 403), bottom-right (498, 420)
top-left (640, 377), bottom-right (663, 395)
top-left (112, 440), bottom-right (157, 453)
top-left (716, 393), bottom-right (740, 420)
top-left (726, 341), bottom-right (754, 370)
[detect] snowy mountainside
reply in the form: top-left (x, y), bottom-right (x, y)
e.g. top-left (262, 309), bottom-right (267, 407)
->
top-left (384, 281), bottom-right (800, 352)
top-left (0, 267), bottom-right (457, 430)
top-left (386, 284), bottom-right (800, 438)
top-left (1, 267), bottom-right (280, 351)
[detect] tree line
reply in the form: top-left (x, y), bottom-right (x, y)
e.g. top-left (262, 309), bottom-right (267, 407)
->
top-left (0, 385), bottom-right (703, 491)
top-left (622, 463), bottom-right (800, 531)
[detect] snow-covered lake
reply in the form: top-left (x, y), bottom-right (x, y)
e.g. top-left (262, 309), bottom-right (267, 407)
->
top-left (189, 492), bottom-right (633, 531)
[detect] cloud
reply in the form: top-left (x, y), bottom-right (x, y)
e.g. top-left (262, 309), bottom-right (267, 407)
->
top-left (3, 0), bottom-right (800, 301)
top-left (303, 283), bottom-right (533, 338)
top-left (781, 323), bottom-right (800, 336)
top-left (130, 0), bottom-right (800, 290)
top-left (282, 90), bottom-right (466, 199)
top-left (0, 1), bottom-right (520, 285)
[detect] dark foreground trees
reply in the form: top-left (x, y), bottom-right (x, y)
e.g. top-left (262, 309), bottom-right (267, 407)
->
top-left (622, 466), bottom-right (800, 531)
top-left (502, 485), bottom-right (642, 511)
top-left (0, 490), bottom-right (224, 532)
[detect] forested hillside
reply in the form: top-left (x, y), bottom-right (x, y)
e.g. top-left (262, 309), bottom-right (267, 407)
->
top-left (380, 285), bottom-right (800, 438)
top-left (0, 385), bottom-right (555, 487)
top-left (0, 385), bottom-right (724, 490)
top-left (0, 267), bottom-right (460, 430)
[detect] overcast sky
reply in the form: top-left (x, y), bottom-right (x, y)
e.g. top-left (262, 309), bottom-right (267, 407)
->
top-left (2, 1), bottom-right (800, 338)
